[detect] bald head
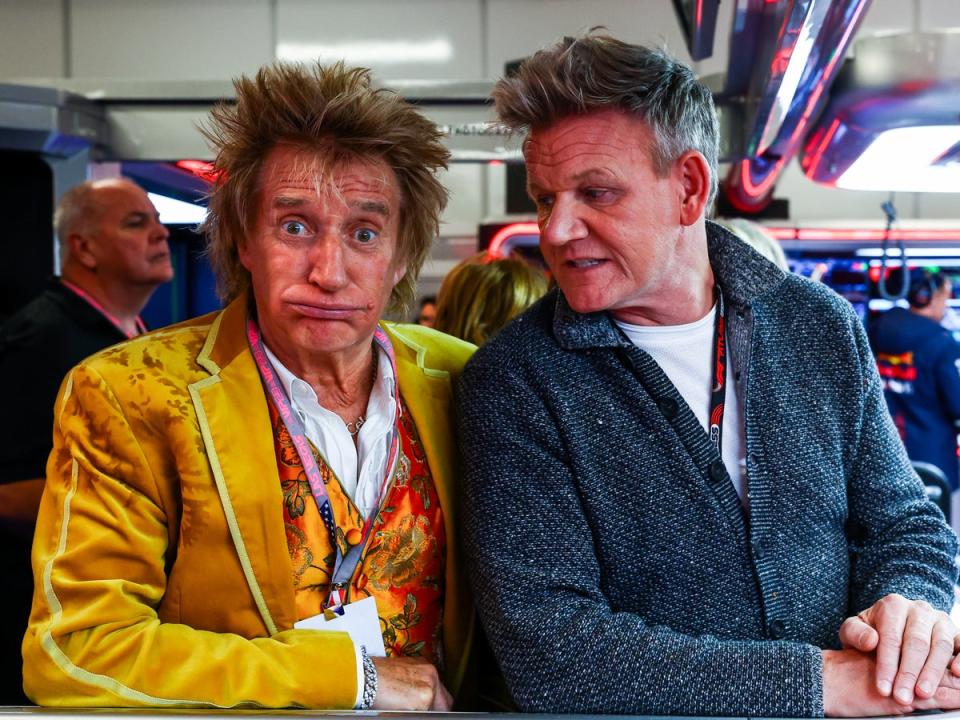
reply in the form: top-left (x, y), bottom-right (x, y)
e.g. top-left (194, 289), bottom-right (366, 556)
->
top-left (56, 179), bottom-right (145, 263)
top-left (56, 178), bottom-right (172, 295)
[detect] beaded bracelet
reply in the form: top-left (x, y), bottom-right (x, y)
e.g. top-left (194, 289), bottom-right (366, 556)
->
top-left (359, 646), bottom-right (378, 710)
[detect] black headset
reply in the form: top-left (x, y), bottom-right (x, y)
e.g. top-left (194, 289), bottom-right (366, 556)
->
top-left (907, 269), bottom-right (945, 309)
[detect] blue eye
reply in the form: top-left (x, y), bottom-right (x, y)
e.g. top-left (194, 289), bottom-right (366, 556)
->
top-left (353, 227), bottom-right (378, 243)
top-left (283, 220), bottom-right (306, 235)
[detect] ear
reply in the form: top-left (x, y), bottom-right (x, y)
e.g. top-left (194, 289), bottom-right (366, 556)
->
top-left (67, 232), bottom-right (98, 271)
top-left (391, 261), bottom-right (408, 287)
top-left (676, 150), bottom-right (712, 227)
top-left (237, 237), bottom-right (253, 271)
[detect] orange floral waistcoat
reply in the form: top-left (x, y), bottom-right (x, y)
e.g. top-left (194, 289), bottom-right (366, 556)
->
top-left (270, 394), bottom-right (446, 664)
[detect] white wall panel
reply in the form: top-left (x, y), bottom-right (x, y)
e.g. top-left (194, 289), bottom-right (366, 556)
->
top-left (485, 0), bottom-right (693, 79)
top-left (858, 0), bottom-right (919, 36)
top-left (920, 0), bottom-right (960, 30)
top-left (439, 163), bottom-right (487, 237)
top-left (0, 0), bottom-right (64, 79)
top-left (277, 0), bottom-right (483, 81)
top-left (70, 0), bottom-right (273, 80)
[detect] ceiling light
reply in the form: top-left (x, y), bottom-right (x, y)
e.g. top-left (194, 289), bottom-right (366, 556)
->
top-left (836, 125), bottom-right (960, 192)
top-left (277, 39), bottom-right (453, 65)
top-left (148, 192), bottom-right (207, 225)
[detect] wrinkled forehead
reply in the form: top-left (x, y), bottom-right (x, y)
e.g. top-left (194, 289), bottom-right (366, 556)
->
top-left (523, 109), bottom-right (655, 171)
top-left (256, 144), bottom-right (400, 207)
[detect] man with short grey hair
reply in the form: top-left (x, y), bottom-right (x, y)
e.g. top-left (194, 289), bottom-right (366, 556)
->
top-left (457, 33), bottom-right (960, 718)
top-left (0, 177), bottom-right (172, 705)
top-left (0, 178), bottom-right (172, 486)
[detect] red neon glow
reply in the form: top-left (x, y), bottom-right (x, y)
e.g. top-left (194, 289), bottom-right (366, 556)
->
top-left (738, 155), bottom-right (787, 200)
top-left (736, 0), bottom-right (871, 202)
top-left (485, 224), bottom-right (960, 248)
top-left (766, 227), bottom-right (960, 242)
top-left (175, 159), bottom-right (221, 183)
top-left (696, 0), bottom-right (703, 27)
top-left (487, 222), bottom-right (540, 259)
top-left (803, 117), bottom-right (842, 180)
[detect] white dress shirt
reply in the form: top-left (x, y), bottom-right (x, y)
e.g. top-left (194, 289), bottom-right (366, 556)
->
top-left (263, 342), bottom-right (397, 707)
top-left (262, 343), bottom-right (397, 519)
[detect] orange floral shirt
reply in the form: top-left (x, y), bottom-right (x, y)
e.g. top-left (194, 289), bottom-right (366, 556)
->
top-left (270, 395), bottom-right (446, 664)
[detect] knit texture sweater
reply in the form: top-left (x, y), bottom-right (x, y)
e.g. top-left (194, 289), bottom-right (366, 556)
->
top-left (456, 223), bottom-right (958, 717)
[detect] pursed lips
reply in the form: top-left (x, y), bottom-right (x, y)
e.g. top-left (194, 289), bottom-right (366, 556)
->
top-left (288, 301), bottom-right (361, 320)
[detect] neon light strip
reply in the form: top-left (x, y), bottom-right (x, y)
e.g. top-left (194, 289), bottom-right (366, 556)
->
top-left (768, 228), bottom-right (960, 241)
top-left (737, 0), bottom-right (871, 201)
top-left (486, 222), bottom-right (540, 258)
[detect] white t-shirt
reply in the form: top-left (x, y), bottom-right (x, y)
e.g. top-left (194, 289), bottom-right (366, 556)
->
top-left (615, 305), bottom-right (748, 506)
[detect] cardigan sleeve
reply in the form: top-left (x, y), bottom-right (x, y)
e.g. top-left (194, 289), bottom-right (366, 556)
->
top-left (22, 362), bottom-right (360, 709)
top-left (843, 307), bottom-right (958, 613)
top-left (456, 357), bottom-right (825, 718)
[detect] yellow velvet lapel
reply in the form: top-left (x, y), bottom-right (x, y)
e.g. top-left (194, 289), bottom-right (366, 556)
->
top-left (383, 323), bottom-right (473, 696)
top-left (184, 302), bottom-right (472, 694)
top-left (187, 296), bottom-right (296, 635)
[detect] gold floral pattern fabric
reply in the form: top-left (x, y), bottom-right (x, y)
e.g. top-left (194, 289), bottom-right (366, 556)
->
top-left (271, 394), bottom-right (446, 665)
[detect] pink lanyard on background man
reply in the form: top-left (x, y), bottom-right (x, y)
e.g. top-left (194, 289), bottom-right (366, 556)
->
top-left (60, 280), bottom-right (147, 339)
top-left (247, 317), bottom-right (402, 612)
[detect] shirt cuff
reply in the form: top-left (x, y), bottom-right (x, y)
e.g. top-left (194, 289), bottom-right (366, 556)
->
top-left (353, 642), bottom-right (365, 709)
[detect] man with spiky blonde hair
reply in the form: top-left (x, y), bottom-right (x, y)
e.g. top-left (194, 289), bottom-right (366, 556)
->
top-left (24, 62), bottom-right (475, 710)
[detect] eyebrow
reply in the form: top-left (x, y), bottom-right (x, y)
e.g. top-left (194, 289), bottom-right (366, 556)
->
top-left (272, 196), bottom-right (306, 209)
top-left (527, 167), bottom-right (616, 194)
top-left (351, 200), bottom-right (390, 217)
top-left (270, 197), bottom-right (390, 217)
top-left (571, 168), bottom-right (616, 182)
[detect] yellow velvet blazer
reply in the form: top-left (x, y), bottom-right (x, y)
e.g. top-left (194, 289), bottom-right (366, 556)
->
top-left (22, 295), bottom-right (476, 708)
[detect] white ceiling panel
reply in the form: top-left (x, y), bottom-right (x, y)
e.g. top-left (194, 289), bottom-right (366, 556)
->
top-left (277, 0), bottom-right (483, 81)
top-left (71, 0), bottom-right (273, 80)
top-left (0, 0), bottom-right (64, 79)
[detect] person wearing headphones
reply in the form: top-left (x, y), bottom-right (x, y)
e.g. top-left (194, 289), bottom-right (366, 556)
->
top-left (869, 268), bottom-right (960, 493)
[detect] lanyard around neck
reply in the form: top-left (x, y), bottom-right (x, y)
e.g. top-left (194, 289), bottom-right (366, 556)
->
top-left (246, 317), bottom-right (402, 605)
top-left (60, 279), bottom-right (147, 339)
top-left (708, 288), bottom-right (727, 456)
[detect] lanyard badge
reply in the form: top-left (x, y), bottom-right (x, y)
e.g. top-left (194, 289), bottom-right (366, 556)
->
top-left (708, 288), bottom-right (727, 455)
top-left (247, 317), bottom-right (402, 609)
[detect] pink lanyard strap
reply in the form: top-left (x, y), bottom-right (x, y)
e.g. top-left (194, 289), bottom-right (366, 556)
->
top-left (60, 280), bottom-right (147, 339)
top-left (246, 317), bottom-right (401, 603)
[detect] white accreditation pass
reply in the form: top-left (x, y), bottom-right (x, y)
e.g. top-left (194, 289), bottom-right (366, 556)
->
top-left (294, 596), bottom-right (387, 656)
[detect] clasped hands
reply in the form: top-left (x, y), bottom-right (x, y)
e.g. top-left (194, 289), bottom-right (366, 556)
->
top-left (824, 593), bottom-right (960, 716)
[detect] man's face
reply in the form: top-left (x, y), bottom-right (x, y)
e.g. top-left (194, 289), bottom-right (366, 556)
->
top-left (933, 280), bottom-right (953, 320)
top-left (240, 145), bottom-right (406, 361)
top-left (89, 181), bottom-right (173, 288)
top-left (418, 301), bottom-right (436, 328)
top-left (525, 109), bottom-right (686, 319)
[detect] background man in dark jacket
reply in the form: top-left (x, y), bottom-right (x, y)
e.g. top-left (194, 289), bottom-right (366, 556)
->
top-left (870, 268), bottom-right (960, 494)
top-left (457, 33), bottom-right (960, 718)
top-left (0, 177), bottom-right (171, 704)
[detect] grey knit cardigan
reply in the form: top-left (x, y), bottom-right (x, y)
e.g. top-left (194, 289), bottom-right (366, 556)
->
top-left (456, 223), bottom-right (958, 717)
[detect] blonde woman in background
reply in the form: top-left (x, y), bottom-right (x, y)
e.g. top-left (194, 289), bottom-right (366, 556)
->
top-left (435, 252), bottom-right (548, 346)
top-left (714, 217), bottom-right (790, 271)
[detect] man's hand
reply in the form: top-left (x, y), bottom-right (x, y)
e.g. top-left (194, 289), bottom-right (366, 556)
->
top-left (838, 593), bottom-right (960, 704)
top-left (823, 648), bottom-right (960, 716)
top-left (371, 656), bottom-right (453, 710)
